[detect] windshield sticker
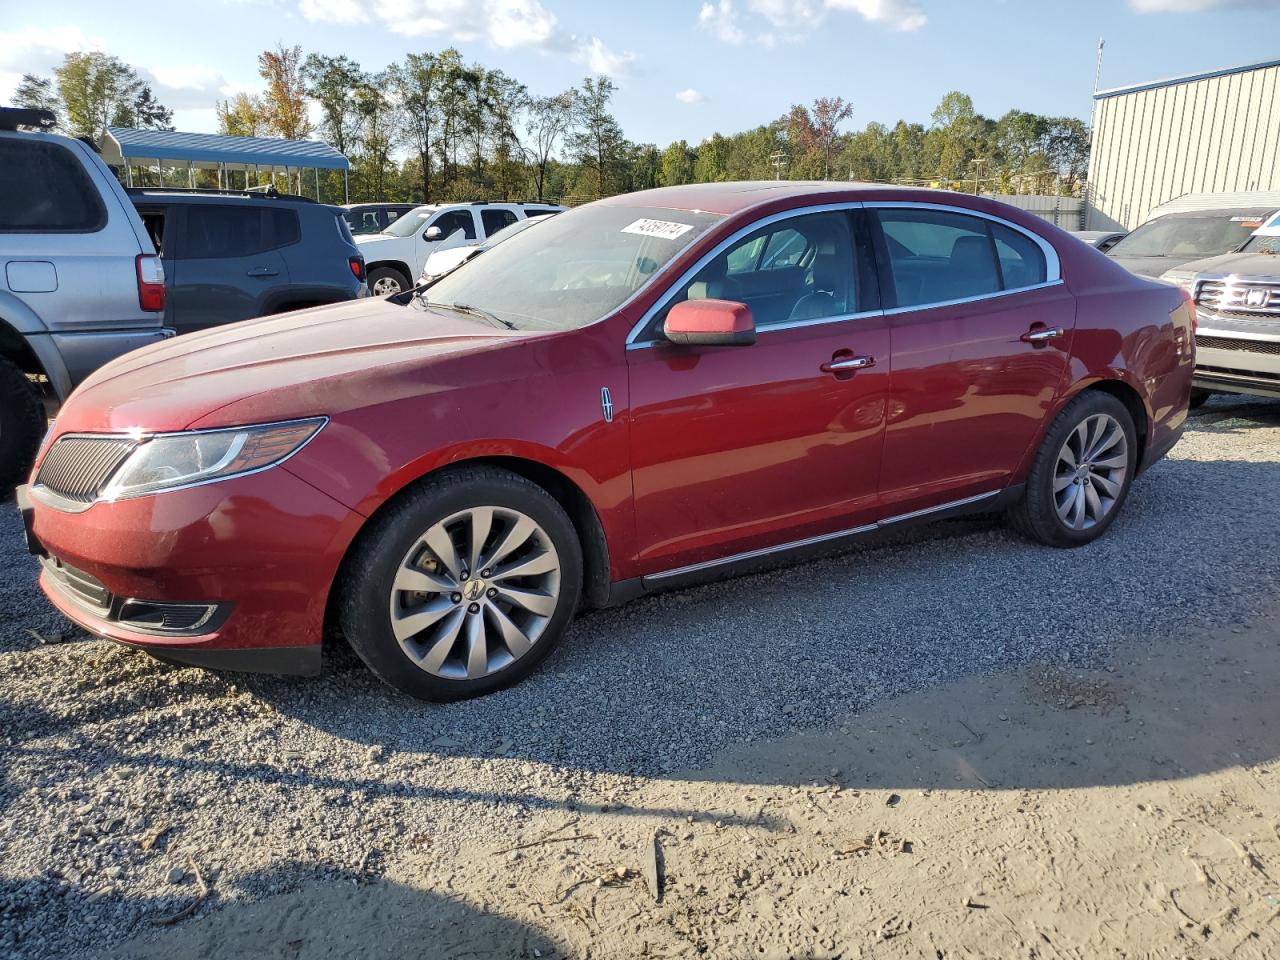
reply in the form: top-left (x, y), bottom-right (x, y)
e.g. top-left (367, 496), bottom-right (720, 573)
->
top-left (621, 218), bottom-right (695, 241)
top-left (1231, 217), bottom-right (1264, 225)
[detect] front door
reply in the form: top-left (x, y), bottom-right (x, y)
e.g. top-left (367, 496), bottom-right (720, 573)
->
top-left (870, 205), bottom-right (1076, 517)
top-left (627, 209), bottom-right (890, 575)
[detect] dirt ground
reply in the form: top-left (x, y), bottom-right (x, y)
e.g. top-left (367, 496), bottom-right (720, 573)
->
top-left (109, 613), bottom-right (1280, 959)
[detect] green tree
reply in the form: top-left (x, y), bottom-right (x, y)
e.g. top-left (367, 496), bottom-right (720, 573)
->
top-left (302, 53), bottom-right (363, 155)
top-left (13, 74), bottom-right (58, 117)
top-left (569, 76), bottom-right (625, 196)
top-left (52, 52), bottom-right (171, 140)
top-left (659, 140), bottom-right (696, 186)
top-left (389, 52), bottom-right (440, 201)
top-left (526, 90), bottom-right (576, 200)
top-left (216, 93), bottom-right (265, 137)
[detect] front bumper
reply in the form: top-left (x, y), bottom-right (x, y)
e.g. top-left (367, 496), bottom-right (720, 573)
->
top-left (1194, 312), bottom-right (1280, 398)
top-left (21, 466), bottom-right (363, 676)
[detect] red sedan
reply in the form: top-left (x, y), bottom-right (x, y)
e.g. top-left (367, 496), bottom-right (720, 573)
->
top-left (18, 183), bottom-right (1195, 701)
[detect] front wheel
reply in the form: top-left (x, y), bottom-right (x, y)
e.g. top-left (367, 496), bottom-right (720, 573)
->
top-left (0, 356), bottom-right (45, 497)
top-left (1008, 391), bottom-right (1137, 548)
top-left (338, 467), bottom-right (583, 701)
top-left (367, 266), bottom-right (410, 297)
top-left (1188, 388), bottom-right (1212, 410)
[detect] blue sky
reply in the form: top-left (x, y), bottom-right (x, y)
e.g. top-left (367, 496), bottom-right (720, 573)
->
top-left (3, 0), bottom-right (1279, 147)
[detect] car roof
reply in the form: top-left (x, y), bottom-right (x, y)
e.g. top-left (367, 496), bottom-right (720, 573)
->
top-left (595, 180), bottom-right (1002, 217)
top-left (1154, 207), bottom-right (1279, 220)
top-left (344, 202), bottom-right (415, 210)
top-left (128, 188), bottom-right (323, 207)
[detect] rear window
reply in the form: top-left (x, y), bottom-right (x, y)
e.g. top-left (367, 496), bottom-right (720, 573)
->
top-left (0, 138), bottom-right (107, 233)
top-left (182, 205), bottom-right (300, 258)
top-left (481, 208), bottom-right (518, 236)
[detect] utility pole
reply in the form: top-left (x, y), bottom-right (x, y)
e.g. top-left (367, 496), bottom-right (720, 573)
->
top-left (770, 150), bottom-right (786, 181)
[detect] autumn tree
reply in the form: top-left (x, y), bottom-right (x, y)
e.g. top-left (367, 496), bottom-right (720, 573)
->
top-left (257, 44), bottom-right (311, 140)
top-left (811, 97), bottom-right (854, 179)
top-left (216, 93), bottom-right (265, 137)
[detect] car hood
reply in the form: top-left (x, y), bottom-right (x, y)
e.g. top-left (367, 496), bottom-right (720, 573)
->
top-left (1162, 251), bottom-right (1280, 280)
top-left (1107, 254), bottom-right (1193, 279)
top-left (354, 233), bottom-right (406, 249)
top-left (56, 298), bottom-right (518, 434)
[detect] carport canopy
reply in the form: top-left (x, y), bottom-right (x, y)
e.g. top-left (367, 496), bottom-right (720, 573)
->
top-left (100, 127), bottom-right (350, 199)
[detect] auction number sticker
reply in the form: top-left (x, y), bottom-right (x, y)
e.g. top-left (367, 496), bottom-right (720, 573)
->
top-left (622, 218), bottom-right (695, 240)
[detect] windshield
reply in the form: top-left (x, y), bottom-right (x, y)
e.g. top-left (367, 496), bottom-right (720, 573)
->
top-left (1241, 234), bottom-right (1280, 255)
top-left (413, 204), bottom-right (723, 331)
top-left (383, 208), bottom-right (434, 238)
top-left (1109, 215), bottom-right (1263, 259)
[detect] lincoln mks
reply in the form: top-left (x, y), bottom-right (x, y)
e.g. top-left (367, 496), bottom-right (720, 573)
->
top-left (18, 182), bottom-right (1195, 701)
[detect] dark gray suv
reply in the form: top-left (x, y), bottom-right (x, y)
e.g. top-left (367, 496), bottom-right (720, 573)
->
top-left (130, 188), bottom-right (366, 335)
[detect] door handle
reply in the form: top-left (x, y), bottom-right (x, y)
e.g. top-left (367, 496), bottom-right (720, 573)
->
top-left (1021, 326), bottom-right (1064, 344)
top-left (821, 355), bottom-right (875, 373)
top-left (246, 267), bottom-right (279, 278)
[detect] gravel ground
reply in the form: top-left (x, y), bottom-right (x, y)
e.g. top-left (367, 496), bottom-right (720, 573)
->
top-left (2, 394), bottom-right (1279, 958)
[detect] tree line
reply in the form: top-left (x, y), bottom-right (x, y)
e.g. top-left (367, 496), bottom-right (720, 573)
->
top-left (13, 45), bottom-right (1090, 205)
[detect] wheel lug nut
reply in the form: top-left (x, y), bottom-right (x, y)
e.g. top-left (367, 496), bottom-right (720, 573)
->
top-left (481, 568), bottom-right (492, 578)
top-left (487, 587), bottom-right (497, 598)
top-left (450, 592), bottom-right (462, 604)
top-left (468, 602), bottom-right (480, 614)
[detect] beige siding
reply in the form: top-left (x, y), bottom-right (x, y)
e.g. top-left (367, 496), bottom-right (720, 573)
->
top-left (1086, 62), bottom-right (1280, 230)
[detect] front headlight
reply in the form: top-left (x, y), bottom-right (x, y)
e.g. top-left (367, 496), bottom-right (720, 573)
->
top-left (101, 418), bottom-right (326, 500)
top-left (1161, 272), bottom-right (1196, 295)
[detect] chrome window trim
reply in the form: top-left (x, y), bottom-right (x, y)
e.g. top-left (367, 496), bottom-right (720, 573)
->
top-left (866, 200), bottom-right (1062, 285)
top-left (29, 416), bottom-right (329, 514)
top-left (625, 198), bottom-right (1065, 348)
top-left (881, 279), bottom-right (1066, 317)
top-left (643, 489), bottom-right (1001, 583)
top-left (625, 201), bottom-right (867, 348)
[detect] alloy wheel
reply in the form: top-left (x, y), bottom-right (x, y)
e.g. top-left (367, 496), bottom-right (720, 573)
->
top-left (1053, 413), bottom-right (1129, 531)
top-left (371, 275), bottom-right (403, 296)
top-left (388, 507), bottom-right (562, 680)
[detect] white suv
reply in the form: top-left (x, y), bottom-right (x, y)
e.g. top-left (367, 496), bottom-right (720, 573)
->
top-left (0, 107), bottom-right (169, 494)
top-left (356, 201), bottom-right (564, 296)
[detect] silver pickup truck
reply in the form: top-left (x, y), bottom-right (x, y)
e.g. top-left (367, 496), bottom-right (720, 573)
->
top-left (1162, 212), bottom-right (1280, 404)
top-left (0, 108), bottom-right (170, 493)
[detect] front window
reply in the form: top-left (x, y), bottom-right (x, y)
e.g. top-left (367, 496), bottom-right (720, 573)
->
top-left (1108, 215), bottom-right (1262, 260)
top-left (383, 208), bottom-right (435, 237)
top-left (414, 204), bottom-right (723, 331)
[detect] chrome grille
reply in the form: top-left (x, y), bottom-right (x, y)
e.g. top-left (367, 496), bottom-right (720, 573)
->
top-left (34, 436), bottom-right (136, 504)
top-left (1196, 335), bottom-right (1280, 357)
top-left (1196, 280), bottom-right (1280, 317)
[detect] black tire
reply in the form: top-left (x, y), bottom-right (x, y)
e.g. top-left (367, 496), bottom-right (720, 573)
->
top-left (1007, 390), bottom-right (1138, 548)
top-left (1188, 388), bottom-right (1212, 410)
top-left (338, 466), bottom-right (583, 701)
top-left (0, 356), bottom-right (45, 498)
top-left (367, 266), bottom-right (411, 297)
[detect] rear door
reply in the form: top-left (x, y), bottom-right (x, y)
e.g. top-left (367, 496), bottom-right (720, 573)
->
top-left (480, 206), bottom-right (519, 241)
top-left (870, 204), bottom-right (1076, 518)
top-left (170, 203), bottom-right (292, 334)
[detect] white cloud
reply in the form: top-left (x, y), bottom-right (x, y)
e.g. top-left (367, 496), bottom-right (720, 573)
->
top-left (699, 0), bottom-right (927, 44)
top-left (303, 0), bottom-right (635, 76)
top-left (699, 0), bottom-right (746, 44)
top-left (0, 25), bottom-right (104, 103)
top-left (675, 88), bottom-right (708, 104)
top-left (1130, 0), bottom-right (1280, 10)
top-left (826, 0), bottom-right (927, 30)
top-left (140, 65), bottom-right (242, 110)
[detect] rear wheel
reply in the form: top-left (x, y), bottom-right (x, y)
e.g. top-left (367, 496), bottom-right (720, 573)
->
top-left (368, 266), bottom-right (410, 297)
top-left (0, 356), bottom-right (45, 497)
top-left (1008, 391), bottom-right (1137, 548)
top-left (338, 467), bottom-right (583, 701)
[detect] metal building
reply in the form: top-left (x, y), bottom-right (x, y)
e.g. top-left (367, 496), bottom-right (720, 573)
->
top-left (1086, 57), bottom-right (1280, 231)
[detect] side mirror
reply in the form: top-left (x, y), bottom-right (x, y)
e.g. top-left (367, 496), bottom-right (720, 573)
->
top-left (664, 299), bottom-right (756, 347)
top-left (424, 226), bottom-right (443, 241)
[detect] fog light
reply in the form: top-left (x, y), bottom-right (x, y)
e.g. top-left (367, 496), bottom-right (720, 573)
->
top-left (117, 600), bottom-right (219, 633)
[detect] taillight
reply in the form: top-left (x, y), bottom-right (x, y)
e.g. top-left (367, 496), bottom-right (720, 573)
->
top-left (136, 254), bottom-right (166, 312)
top-left (349, 256), bottom-right (366, 282)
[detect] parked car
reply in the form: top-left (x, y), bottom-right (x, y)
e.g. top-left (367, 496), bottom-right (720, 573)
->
top-left (357, 201), bottom-right (565, 296)
top-left (129, 188), bottom-right (365, 336)
top-left (420, 213), bottom-right (555, 281)
top-left (1161, 212), bottom-right (1280, 404)
top-left (0, 106), bottom-right (170, 495)
top-left (19, 182), bottom-right (1193, 701)
top-left (1107, 204), bottom-right (1278, 277)
top-left (343, 202), bottom-right (416, 236)
top-left (1070, 230), bottom-right (1127, 253)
